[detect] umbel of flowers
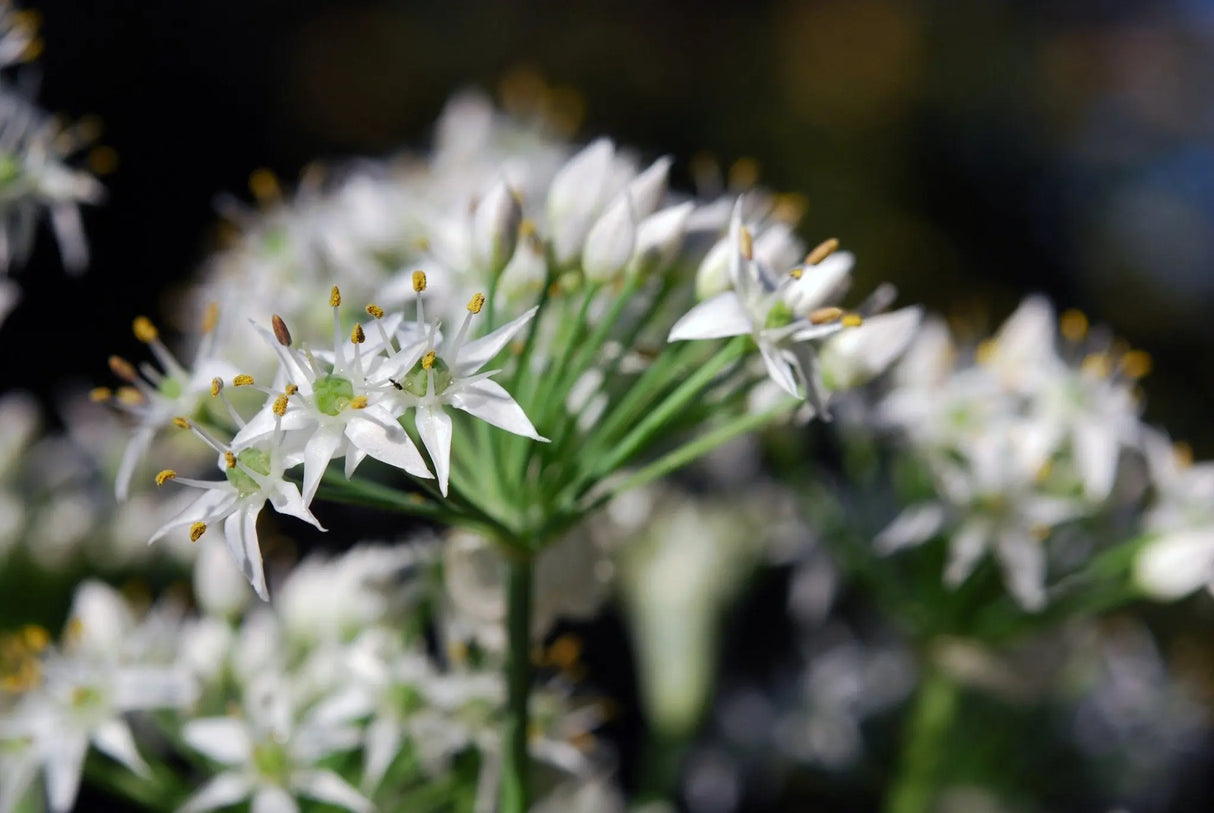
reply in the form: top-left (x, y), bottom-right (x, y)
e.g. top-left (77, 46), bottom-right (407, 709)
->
top-left (84, 94), bottom-right (918, 812)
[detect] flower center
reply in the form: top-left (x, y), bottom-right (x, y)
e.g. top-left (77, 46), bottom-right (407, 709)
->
top-left (313, 374), bottom-right (356, 416)
top-left (401, 356), bottom-right (452, 397)
top-left (158, 375), bottom-right (183, 399)
top-left (253, 741), bottom-right (290, 782)
top-left (225, 448), bottom-right (272, 496)
top-left (764, 300), bottom-right (794, 330)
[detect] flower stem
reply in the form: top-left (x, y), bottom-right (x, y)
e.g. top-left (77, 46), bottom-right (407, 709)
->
top-left (500, 552), bottom-right (534, 813)
top-left (884, 657), bottom-right (959, 813)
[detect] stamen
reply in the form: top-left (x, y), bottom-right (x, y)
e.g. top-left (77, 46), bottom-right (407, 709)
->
top-left (738, 226), bottom-right (754, 261)
top-left (89, 386), bottom-right (112, 402)
top-left (351, 324), bottom-right (366, 344)
top-left (467, 293), bottom-right (486, 314)
top-left (116, 387), bottom-right (144, 406)
top-left (224, 451), bottom-right (236, 469)
top-left (1120, 350), bottom-right (1152, 379)
top-left (284, 383), bottom-right (299, 396)
top-left (840, 313), bottom-right (864, 327)
top-left (271, 314), bottom-right (292, 347)
top-left (172, 416), bottom-right (191, 429)
top-left (329, 286), bottom-right (342, 308)
top-left (975, 339), bottom-right (996, 365)
top-left (108, 355), bottom-right (138, 382)
top-left (211, 377), bottom-right (223, 397)
top-left (806, 238), bottom-right (840, 266)
top-left (20, 626), bottom-right (48, 652)
top-left (233, 374), bottom-right (255, 387)
top-left (1174, 441), bottom-right (1194, 468)
top-left (421, 351), bottom-right (437, 370)
top-left (189, 522), bottom-right (207, 542)
top-left (202, 302), bottom-right (220, 334)
top-left (789, 267), bottom-right (804, 280)
top-left (348, 395), bottom-right (368, 409)
top-left (1060, 309), bottom-right (1088, 343)
top-left (366, 304), bottom-right (384, 319)
top-left (155, 469), bottom-right (177, 486)
top-left (248, 168), bottom-right (280, 203)
top-left (519, 219), bottom-right (537, 238)
top-left (412, 270), bottom-right (427, 293)
top-left (132, 316), bottom-right (158, 343)
top-left (809, 306), bottom-right (843, 325)
top-left (1081, 353), bottom-right (1111, 378)
top-left (272, 394), bottom-right (289, 416)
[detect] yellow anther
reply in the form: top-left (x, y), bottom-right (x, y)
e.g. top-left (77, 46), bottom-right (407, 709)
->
top-left (789, 267), bottom-right (804, 280)
top-left (738, 226), bottom-right (754, 261)
top-left (412, 270), bottom-right (427, 293)
top-left (728, 156), bottom-right (760, 189)
top-left (20, 626), bottom-right (49, 652)
top-left (840, 313), bottom-right (864, 327)
top-left (421, 351), bottom-right (437, 370)
top-left (546, 634), bottom-right (583, 671)
top-left (975, 339), bottom-right (997, 365)
top-left (412, 236), bottom-right (431, 252)
top-left (201, 302), bottom-right (220, 334)
top-left (809, 306), bottom-right (844, 325)
top-left (154, 469), bottom-right (177, 486)
top-left (232, 374), bottom-right (255, 387)
top-left (365, 304), bottom-right (384, 319)
top-left (189, 522), bottom-right (207, 543)
top-left (1031, 523), bottom-right (1051, 541)
top-left (467, 293), bottom-right (486, 314)
top-left (172, 416), bottom-right (191, 429)
top-left (806, 238), bottom-right (840, 266)
top-left (248, 168), bottom-right (280, 203)
top-left (1060, 309), bottom-right (1089, 343)
top-left (108, 355), bottom-right (137, 382)
top-left (1081, 353), bottom-right (1111, 379)
top-left (770, 192), bottom-right (808, 224)
top-left (210, 377), bottom-right (223, 397)
top-left (272, 394), bottom-right (288, 416)
top-left (88, 386), bottom-right (112, 402)
top-left (349, 324), bottom-right (365, 345)
top-left (1174, 441), bottom-right (1194, 469)
top-left (132, 316), bottom-right (158, 343)
top-left (348, 395), bottom-right (368, 410)
top-left (116, 387), bottom-right (144, 406)
top-left (519, 219), bottom-right (538, 238)
top-left (329, 286), bottom-right (342, 308)
top-left (87, 145), bottom-right (118, 175)
top-left (1120, 350), bottom-right (1152, 379)
top-left (271, 314), bottom-right (292, 347)
top-left (284, 383), bottom-right (298, 396)
top-left (224, 451), bottom-right (236, 469)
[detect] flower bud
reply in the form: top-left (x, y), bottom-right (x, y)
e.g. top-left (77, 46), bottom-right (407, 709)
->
top-left (582, 191), bottom-right (636, 282)
top-left (471, 178), bottom-right (522, 275)
top-left (818, 306), bottom-right (922, 391)
top-left (627, 201), bottom-right (693, 278)
top-left (547, 138), bottom-right (615, 265)
top-left (625, 155), bottom-right (673, 221)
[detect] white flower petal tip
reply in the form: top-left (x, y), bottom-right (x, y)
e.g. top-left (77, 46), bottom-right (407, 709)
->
top-left (667, 292), bottom-right (751, 342)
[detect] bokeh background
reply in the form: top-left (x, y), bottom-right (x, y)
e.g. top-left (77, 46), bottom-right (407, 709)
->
top-left (2, 1), bottom-right (1213, 810)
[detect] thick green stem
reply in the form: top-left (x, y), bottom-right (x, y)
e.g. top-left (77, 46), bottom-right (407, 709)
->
top-left (884, 659), bottom-right (959, 813)
top-left (500, 553), bottom-right (534, 813)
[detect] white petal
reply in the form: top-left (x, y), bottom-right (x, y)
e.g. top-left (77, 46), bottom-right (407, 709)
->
top-left (625, 155), bottom-right (672, 220)
top-left (345, 409), bottom-right (432, 479)
top-left (582, 191), bottom-right (636, 282)
top-left (629, 201), bottom-right (693, 276)
top-left (451, 379), bottom-right (547, 441)
top-left (91, 720), bottom-right (148, 776)
top-left (547, 138), bottom-right (615, 264)
top-left (149, 487), bottom-right (238, 545)
top-left (43, 730), bottom-right (88, 813)
top-left (1135, 528), bottom-right (1214, 599)
top-left (875, 503), bottom-right (947, 554)
top-left (225, 508), bottom-right (269, 601)
top-left (183, 718), bottom-right (253, 765)
top-left (251, 786), bottom-right (299, 813)
top-left (668, 292), bottom-right (752, 341)
top-left (344, 446), bottom-right (367, 479)
top-left (758, 341), bottom-right (801, 398)
top-left (783, 251), bottom-right (854, 314)
top-left (457, 306), bottom-right (539, 373)
top-left (1074, 421), bottom-right (1119, 501)
top-left (471, 177), bottom-right (522, 274)
top-left (818, 306), bottom-right (923, 391)
top-left (995, 530), bottom-right (1047, 611)
top-left (177, 772), bottom-right (253, 813)
top-left (268, 482), bottom-right (325, 531)
top-left (944, 518), bottom-right (992, 588)
top-left (113, 667), bottom-right (195, 710)
top-left (294, 769), bottom-right (374, 813)
top-left (416, 406), bottom-right (453, 496)
top-left (116, 426), bottom-right (155, 501)
top-left (363, 715), bottom-right (403, 791)
top-left (301, 426), bottom-right (345, 506)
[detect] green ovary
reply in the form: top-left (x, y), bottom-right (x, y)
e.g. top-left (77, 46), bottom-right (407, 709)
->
top-left (158, 376), bottom-right (183, 399)
top-left (225, 447), bottom-right (271, 496)
top-left (253, 741), bottom-right (289, 782)
top-left (401, 356), bottom-right (452, 397)
top-left (314, 374), bottom-right (355, 415)
top-left (0, 153), bottom-right (20, 187)
top-left (764, 301), bottom-right (794, 330)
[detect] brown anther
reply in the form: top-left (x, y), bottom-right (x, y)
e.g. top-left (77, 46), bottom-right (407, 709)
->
top-left (1081, 353), bottom-right (1111, 379)
top-left (467, 293), bottom-right (486, 314)
top-left (840, 313), bottom-right (864, 327)
top-left (272, 394), bottom-right (288, 416)
top-left (809, 306), bottom-right (844, 325)
top-left (1060, 309), bottom-right (1089, 343)
top-left (365, 304), bottom-right (384, 319)
top-left (284, 383), bottom-right (298, 396)
top-left (88, 386), bottom-right (112, 402)
top-left (329, 286), bottom-right (342, 308)
top-left (806, 237), bottom-right (840, 266)
top-left (154, 469), bottom-right (177, 486)
top-left (172, 416), bottom-right (191, 429)
top-left (351, 324), bottom-right (366, 344)
top-left (412, 270), bottom-right (427, 293)
top-left (271, 314), bottom-right (292, 347)
top-left (975, 339), bottom-right (997, 365)
top-left (132, 316), bottom-right (158, 343)
top-left (232, 374), bottom-right (255, 387)
top-left (348, 395), bottom-right (368, 410)
top-left (108, 355), bottom-right (138, 382)
top-left (728, 156), bottom-right (760, 189)
top-left (738, 226), bottom-right (754, 261)
top-left (210, 377), bottom-right (223, 397)
top-left (20, 626), bottom-right (49, 652)
top-left (116, 387), bottom-right (144, 406)
top-left (189, 522), bottom-right (207, 543)
top-left (201, 302), bottom-right (220, 334)
top-left (248, 168), bottom-right (280, 202)
top-left (224, 451), bottom-right (236, 469)
top-left (1119, 350), bottom-right (1152, 379)
top-left (421, 350), bottom-right (437, 370)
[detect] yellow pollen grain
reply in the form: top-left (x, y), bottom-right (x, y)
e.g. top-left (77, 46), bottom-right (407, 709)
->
top-left (806, 237), bottom-right (840, 266)
top-left (108, 355), bottom-right (137, 382)
top-left (88, 386), bottom-right (112, 402)
top-left (841, 313), bottom-right (864, 327)
top-left (351, 324), bottom-right (366, 344)
top-left (272, 394), bottom-right (289, 416)
top-left (210, 377), bottom-right (223, 397)
top-left (271, 314), bottom-right (292, 347)
top-left (1081, 353), bottom-right (1111, 379)
top-left (421, 350), bottom-right (436, 370)
top-left (284, 383), bottom-right (298, 395)
top-left (809, 306), bottom-right (844, 325)
top-left (189, 522), bottom-right (207, 543)
top-left (224, 451), bottom-right (236, 469)
top-left (1120, 350), bottom-right (1152, 379)
top-left (172, 416), bottom-right (191, 429)
top-left (467, 293), bottom-right (486, 314)
top-left (132, 316), bottom-right (158, 343)
top-left (348, 395), bottom-right (368, 410)
top-left (232, 374), bottom-right (255, 387)
top-left (202, 302), bottom-right (220, 333)
top-left (738, 226), bottom-right (754, 261)
top-left (20, 625), bottom-right (49, 652)
top-left (1060, 309), bottom-right (1089, 343)
top-left (248, 167), bottom-right (280, 202)
top-left (366, 304), bottom-right (384, 319)
top-left (154, 469), bottom-right (177, 486)
top-left (412, 270), bottom-right (427, 293)
top-left (116, 387), bottom-right (144, 406)
top-left (329, 286), bottom-right (342, 307)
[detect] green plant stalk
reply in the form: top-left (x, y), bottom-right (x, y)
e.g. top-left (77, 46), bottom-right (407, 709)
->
top-left (884, 659), bottom-right (959, 813)
top-left (500, 552), bottom-right (534, 813)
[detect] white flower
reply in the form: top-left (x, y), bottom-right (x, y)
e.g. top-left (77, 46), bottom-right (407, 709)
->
top-left (385, 282), bottom-right (546, 495)
top-left (1134, 430), bottom-right (1214, 599)
top-left (818, 305), bottom-right (923, 392)
top-left (149, 421), bottom-right (323, 600)
top-left (471, 177), bottom-right (523, 275)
